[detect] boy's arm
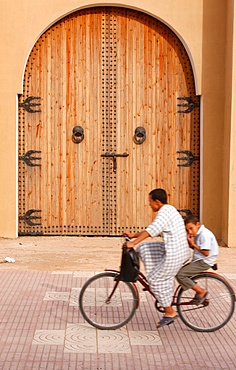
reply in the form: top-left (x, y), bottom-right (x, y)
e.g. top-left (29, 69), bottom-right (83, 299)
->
top-left (187, 234), bottom-right (210, 256)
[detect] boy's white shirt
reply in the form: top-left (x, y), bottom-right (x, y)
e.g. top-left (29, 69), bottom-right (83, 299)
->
top-left (192, 225), bottom-right (219, 266)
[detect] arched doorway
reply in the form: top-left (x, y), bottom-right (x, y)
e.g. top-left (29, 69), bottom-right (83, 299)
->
top-left (18, 7), bottom-right (200, 236)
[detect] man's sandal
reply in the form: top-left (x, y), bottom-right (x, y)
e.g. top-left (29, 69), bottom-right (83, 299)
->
top-left (156, 315), bottom-right (179, 329)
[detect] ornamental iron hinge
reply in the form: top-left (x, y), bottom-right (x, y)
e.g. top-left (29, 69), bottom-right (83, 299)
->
top-left (19, 150), bottom-right (42, 167)
top-left (19, 96), bottom-right (41, 113)
top-left (19, 209), bottom-right (42, 226)
top-left (177, 150), bottom-right (200, 167)
top-left (177, 97), bottom-right (199, 114)
top-left (178, 209), bottom-right (193, 219)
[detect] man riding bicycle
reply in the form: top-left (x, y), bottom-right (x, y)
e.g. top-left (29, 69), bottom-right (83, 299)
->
top-left (124, 188), bottom-right (190, 329)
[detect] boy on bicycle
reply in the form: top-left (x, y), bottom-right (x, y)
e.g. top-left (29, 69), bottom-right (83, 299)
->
top-left (176, 215), bottom-right (219, 305)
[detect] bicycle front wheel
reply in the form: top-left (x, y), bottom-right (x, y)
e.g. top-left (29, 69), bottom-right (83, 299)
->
top-left (79, 272), bottom-right (138, 330)
top-left (177, 273), bottom-right (235, 332)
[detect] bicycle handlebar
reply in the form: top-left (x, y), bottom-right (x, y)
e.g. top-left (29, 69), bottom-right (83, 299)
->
top-left (125, 236), bottom-right (131, 242)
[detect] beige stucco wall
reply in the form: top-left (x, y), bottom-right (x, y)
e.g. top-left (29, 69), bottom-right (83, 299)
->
top-left (223, 0), bottom-right (236, 247)
top-left (201, 1), bottom-right (227, 242)
top-left (229, 3), bottom-right (236, 247)
top-left (0, 0), bottom-right (234, 245)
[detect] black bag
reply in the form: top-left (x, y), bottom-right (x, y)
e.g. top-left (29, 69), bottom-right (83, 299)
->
top-left (119, 244), bottom-right (140, 282)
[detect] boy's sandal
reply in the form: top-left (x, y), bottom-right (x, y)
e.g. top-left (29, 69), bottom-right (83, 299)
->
top-left (196, 291), bottom-right (208, 305)
top-left (189, 292), bottom-right (208, 305)
top-left (156, 315), bottom-right (179, 329)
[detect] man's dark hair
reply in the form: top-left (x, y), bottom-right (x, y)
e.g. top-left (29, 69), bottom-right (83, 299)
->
top-left (184, 215), bottom-right (199, 225)
top-left (149, 188), bottom-right (167, 204)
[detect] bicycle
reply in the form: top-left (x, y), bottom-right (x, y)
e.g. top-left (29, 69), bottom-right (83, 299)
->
top-left (79, 242), bottom-right (236, 333)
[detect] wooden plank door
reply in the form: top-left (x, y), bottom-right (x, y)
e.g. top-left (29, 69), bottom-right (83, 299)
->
top-left (19, 9), bottom-right (105, 235)
top-left (100, 8), bottom-right (200, 235)
top-left (18, 7), bottom-right (200, 236)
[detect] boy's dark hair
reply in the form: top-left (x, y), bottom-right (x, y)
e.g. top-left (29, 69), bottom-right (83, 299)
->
top-left (184, 215), bottom-right (199, 225)
top-left (149, 188), bottom-right (167, 204)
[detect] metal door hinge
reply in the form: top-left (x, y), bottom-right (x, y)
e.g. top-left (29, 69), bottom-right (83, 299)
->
top-left (177, 150), bottom-right (199, 167)
top-left (19, 150), bottom-right (42, 167)
top-left (177, 97), bottom-right (199, 114)
top-left (178, 209), bottom-right (193, 219)
top-left (19, 96), bottom-right (41, 113)
top-left (19, 209), bottom-right (42, 226)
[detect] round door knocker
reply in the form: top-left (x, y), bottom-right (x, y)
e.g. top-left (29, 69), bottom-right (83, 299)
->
top-left (133, 126), bottom-right (146, 144)
top-left (72, 126), bottom-right (84, 143)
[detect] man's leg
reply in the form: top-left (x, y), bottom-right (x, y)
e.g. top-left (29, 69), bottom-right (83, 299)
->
top-left (157, 262), bottom-right (209, 328)
top-left (153, 276), bottom-right (179, 327)
top-left (136, 241), bottom-right (165, 277)
top-left (163, 306), bottom-right (178, 317)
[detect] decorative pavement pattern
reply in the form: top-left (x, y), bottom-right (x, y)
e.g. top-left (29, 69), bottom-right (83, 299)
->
top-left (0, 270), bottom-right (236, 369)
top-left (33, 271), bottom-right (162, 353)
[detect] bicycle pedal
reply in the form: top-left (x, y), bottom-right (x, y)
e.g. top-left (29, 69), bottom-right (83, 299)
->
top-left (143, 288), bottom-right (148, 291)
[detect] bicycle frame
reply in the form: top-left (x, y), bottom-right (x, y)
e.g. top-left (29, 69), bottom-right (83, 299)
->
top-left (104, 268), bottom-right (195, 309)
top-left (105, 268), bottom-right (236, 310)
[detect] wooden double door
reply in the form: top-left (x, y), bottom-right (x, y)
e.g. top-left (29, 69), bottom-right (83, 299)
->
top-left (18, 7), bottom-right (200, 236)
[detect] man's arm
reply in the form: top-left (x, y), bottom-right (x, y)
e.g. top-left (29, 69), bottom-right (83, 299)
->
top-left (125, 230), bottom-right (150, 249)
top-left (123, 230), bottom-right (144, 239)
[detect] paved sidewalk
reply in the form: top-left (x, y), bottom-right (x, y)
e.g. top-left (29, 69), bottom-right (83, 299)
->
top-left (0, 238), bottom-right (236, 369)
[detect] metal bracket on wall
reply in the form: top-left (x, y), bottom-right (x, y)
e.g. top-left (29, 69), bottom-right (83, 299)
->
top-left (177, 97), bottom-right (199, 113)
top-left (19, 96), bottom-right (41, 113)
top-left (178, 209), bottom-right (193, 219)
top-left (19, 150), bottom-right (42, 167)
top-left (177, 150), bottom-right (200, 167)
top-left (19, 209), bottom-right (42, 226)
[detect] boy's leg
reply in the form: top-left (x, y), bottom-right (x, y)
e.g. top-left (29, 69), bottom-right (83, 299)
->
top-left (176, 260), bottom-right (210, 291)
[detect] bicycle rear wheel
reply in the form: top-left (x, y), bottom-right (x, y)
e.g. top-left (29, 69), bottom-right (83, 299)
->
top-left (177, 273), bottom-right (235, 332)
top-left (79, 272), bottom-right (138, 330)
